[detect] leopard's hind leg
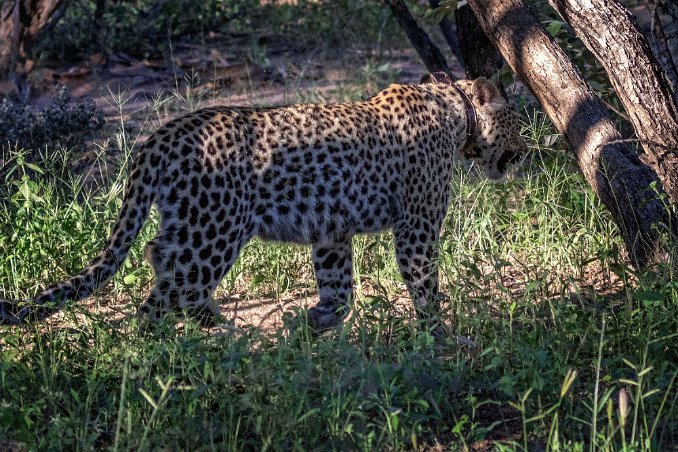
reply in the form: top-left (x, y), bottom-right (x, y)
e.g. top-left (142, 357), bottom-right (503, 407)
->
top-left (308, 237), bottom-right (354, 330)
top-left (139, 219), bottom-right (251, 325)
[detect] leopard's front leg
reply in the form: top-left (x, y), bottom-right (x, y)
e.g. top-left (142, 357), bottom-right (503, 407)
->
top-left (393, 215), bottom-right (444, 328)
top-left (308, 237), bottom-right (353, 330)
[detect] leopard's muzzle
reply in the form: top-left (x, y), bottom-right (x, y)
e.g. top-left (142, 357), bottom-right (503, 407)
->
top-left (497, 148), bottom-right (523, 175)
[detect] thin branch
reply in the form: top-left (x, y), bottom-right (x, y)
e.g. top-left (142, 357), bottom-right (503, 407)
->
top-left (597, 138), bottom-right (678, 154)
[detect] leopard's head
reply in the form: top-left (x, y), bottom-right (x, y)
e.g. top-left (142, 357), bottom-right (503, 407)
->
top-left (457, 78), bottom-right (526, 180)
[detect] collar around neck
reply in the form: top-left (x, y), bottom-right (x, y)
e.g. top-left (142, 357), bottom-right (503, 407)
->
top-left (427, 71), bottom-right (478, 150)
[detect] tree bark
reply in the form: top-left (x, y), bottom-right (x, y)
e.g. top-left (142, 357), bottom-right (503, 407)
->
top-left (384, 0), bottom-right (451, 74)
top-left (0, 0), bottom-right (68, 82)
top-left (465, 0), bottom-right (676, 267)
top-left (455, 5), bottom-right (503, 79)
top-left (549, 0), bottom-right (678, 208)
top-left (0, 1), bottom-right (20, 81)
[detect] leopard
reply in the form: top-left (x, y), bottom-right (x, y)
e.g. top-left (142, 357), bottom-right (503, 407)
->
top-left (0, 73), bottom-right (526, 330)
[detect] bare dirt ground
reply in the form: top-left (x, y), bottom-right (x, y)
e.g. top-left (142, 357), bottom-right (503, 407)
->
top-left (9, 32), bottom-right (432, 123)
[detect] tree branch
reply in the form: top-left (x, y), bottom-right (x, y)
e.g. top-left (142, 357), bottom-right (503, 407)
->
top-left (455, 5), bottom-right (503, 79)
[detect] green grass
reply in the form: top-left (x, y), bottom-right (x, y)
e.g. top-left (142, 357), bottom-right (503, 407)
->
top-left (0, 86), bottom-right (676, 451)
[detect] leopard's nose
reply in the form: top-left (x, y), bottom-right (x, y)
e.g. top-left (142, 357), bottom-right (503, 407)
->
top-left (497, 149), bottom-right (520, 173)
top-left (508, 149), bottom-right (522, 165)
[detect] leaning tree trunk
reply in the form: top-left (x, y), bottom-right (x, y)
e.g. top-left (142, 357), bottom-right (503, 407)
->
top-left (549, 0), bottom-right (678, 208)
top-left (0, 0), bottom-right (68, 82)
top-left (648, 0), bottom-right (678, 104)
top-left (464, 0), bottom-right (676, 267)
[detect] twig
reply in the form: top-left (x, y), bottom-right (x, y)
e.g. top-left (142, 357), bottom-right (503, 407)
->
top-left (599, 138), bottom-right (677, 153)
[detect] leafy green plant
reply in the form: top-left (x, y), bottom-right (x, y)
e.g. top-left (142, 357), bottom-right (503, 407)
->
top-left (36, 0), bottom-right (259, 62)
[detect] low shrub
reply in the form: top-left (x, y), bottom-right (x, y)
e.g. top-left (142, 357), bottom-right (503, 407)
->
top-left (0, 87), bottom-right (104, 156)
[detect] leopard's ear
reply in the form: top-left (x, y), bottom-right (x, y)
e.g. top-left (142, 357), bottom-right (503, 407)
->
top-left (420, 74), bottom-right (436, 84)
top-left (420, 72), bottom-right (452, 85)
top-left (471, 77), bottom-right (500, 106)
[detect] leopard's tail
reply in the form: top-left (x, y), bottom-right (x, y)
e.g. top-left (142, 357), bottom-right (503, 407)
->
top-left (0, 145), bottom-right (161, 325)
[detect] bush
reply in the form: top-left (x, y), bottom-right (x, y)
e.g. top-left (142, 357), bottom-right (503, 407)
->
top-left (35, 0), bottom-right (397, 63)
top-left (36, 0), bottom-right (259, 62)
top-left (0, 87), bottom-right (104, 155)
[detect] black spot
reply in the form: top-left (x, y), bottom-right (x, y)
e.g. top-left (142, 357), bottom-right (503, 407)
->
top-left (216, 219), bottom-right (229, 234)
top-left (189, 206), bottom-right (199, 224)
top-left (199, 192), bottom-right (209, 208)
top-left (199, 213), bottom-right (211, 227)
top-left (179, 249), bottom-right (193, 265)
top-left (199, 245), bottom-right (212, 260)
top-left (168, 188), bottom-right (178, 204)
top-left (213, 266), bottom-right (224, 280)
top-left (315, 202), bottom-right (324, 214)
top-left (216, 239), bottom-right (227, 251)
top-left (187, 264), bottom-right (200, 284)
top-left (192, 231), bottom-right (203, 248)
top-left (206, 224), bottom-right (217, 240)
top-left (201, 266), bottom-right (211, 285)
top-left (321, 252), bottom-right (339, 269)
